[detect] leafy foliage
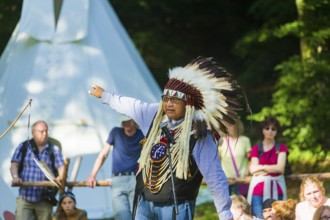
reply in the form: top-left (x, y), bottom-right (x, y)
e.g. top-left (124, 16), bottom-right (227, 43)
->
top-left (246, 0), bottom-right (330, 170)
top-left (0, 0), bottom-right (21, 54)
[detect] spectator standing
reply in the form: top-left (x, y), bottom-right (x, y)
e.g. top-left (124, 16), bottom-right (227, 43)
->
top-left (296, 177), bottom-right (330, 220)
top-left (88, 57), bottom-right (243, 219)
top-left (10, 120), bottom-right (65, 220)
top-left (247, 116), bottom-right (288, 218)
top-left (87, 115), bottom-right (144, 220)
top-left (218, 120), bottom-right (251, 196)
top-left (53, 191), bottom-right (87, 220)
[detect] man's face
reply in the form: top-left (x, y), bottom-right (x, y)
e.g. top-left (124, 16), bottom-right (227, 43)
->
top-left (32, 122), bottom-right (48, 146)
top-left (162, 96), bottom-right (186, 120)
top-left (263, 207), bottom-right (272, 220)
top-left (122, 120), bottom-right (136, 132)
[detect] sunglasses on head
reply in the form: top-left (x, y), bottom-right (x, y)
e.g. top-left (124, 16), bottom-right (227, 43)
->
top-left (264, 127), bottom-right (277, 131)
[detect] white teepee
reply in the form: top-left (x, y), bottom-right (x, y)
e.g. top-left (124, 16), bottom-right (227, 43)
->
top-left (0, 0), bottom-right (161, 218)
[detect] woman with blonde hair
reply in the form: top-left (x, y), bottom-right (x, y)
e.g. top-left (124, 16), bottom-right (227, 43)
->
top-left (218, 120), bottom-right (251, 196)
top-left (296, 176), bottom-right (330, 220)
top-left (271, 199), bottom-right (297, 220)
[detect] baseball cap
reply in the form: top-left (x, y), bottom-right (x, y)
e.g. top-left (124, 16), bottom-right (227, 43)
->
top-left (119, 114), bottom-right (132, 122)
top-left (263, 198), bottom-right (276, 210)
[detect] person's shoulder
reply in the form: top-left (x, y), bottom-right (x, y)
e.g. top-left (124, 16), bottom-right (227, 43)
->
top-left (110, 127), bottom-right (122, 134)
top-left (239, 135), bottom-right (250, 141)
top-left (325, 198), bottom-right (330, 205)
top-left (136, 128), bottom-right (143, 134)
top-left (251, 144), bottom-right (259, 151)
top-left (296, 200), bottom-right (308, 209)
top-left (76, 208), bottom-right (88, 218)
top-left (112, 127), bottom-right (122, 132)
top-left (278, 143), bottom-right (288, 152)
top-left (52, 210), bottom-right (61, 220)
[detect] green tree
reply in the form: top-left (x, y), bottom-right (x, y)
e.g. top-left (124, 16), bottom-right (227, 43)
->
top-left (240, 0), bottom-right (330, 171)
top-left (0, 0), bottom-right (21, 57)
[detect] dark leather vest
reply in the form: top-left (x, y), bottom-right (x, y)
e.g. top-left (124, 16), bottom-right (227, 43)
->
top-left (135, 136), bottom-right (203, 203)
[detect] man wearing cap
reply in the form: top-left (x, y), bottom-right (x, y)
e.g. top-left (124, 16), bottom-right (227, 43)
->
top-left (89, 57), bottom-right (243, 219)
top-left (87, 114), bottom-right (144, 220)
top-left (262, 198), bottom-right (276, 220)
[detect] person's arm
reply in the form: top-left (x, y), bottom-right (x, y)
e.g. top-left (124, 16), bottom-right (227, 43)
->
top-left (243, 136), bottom-right (252, 176)
top-left (86, 143), bottom-right (111, 188)
top-left (249, 157), bottom-right (267, 175)
top-left (88, 85), bottom-right (159, 136)
top-left (193, 134), bottom-right (233, 220)
top-left (244, 151), bottom-right (251, 176)
top-left (262, 152), bottom-right (286, 174)
top-left (249, 152), bottom-right (286, 175)
top-left (10, 162), bottom-right (22, 185)
top-left (55, 165), bottom-right (65, 183)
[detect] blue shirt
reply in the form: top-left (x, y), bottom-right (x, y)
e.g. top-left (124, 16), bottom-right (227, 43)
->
top-left (101, 92), bottom-right (233, 220)
top-left (107, 127), bottom-right (144, 174)
top-left (11, 141), bottom-right (64, 202)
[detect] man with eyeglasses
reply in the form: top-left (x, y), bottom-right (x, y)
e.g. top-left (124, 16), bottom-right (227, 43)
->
top-left (89, 57), bottom-right (243, 220)
top-left (10, 120), bottom-right (65, 220)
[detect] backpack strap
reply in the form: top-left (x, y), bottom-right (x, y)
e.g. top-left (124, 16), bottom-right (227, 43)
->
top-left (275, 142), bottom-right (280, 153)
top-left (18, 141), bottom-right (28, 175)
top-left (258, 142), bottom-right (281, 157)
top-left (18, 139), bottom-right (58, 176)
top-left (47, 142), bottom-right (58, 177)
top-left (257, 142), bottom-right (263, 159)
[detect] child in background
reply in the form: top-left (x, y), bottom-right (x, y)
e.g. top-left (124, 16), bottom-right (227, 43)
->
top-left (53, 191), bottom-right (87, 220)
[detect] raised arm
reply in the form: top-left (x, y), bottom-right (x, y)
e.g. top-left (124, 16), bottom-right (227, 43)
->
top-left (88, 85), bottom-right (104, 98)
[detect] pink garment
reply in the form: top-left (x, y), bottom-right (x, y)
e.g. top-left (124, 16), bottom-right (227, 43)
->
top-left (249, 143), bottom-right (288, 195)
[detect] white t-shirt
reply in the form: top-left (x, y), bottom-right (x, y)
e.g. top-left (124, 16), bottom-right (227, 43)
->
top-left (218, 135), bottom-right (251, 178)
top-left (295, 198), bottom-right (330, 220)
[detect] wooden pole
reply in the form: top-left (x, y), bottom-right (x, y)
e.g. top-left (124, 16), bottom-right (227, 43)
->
top-left (13, 180), bottom-right (111, 187)
top-left (227, 172), bottom-right (330, 185)
top-left (14, 173), bottom-right (330, 188)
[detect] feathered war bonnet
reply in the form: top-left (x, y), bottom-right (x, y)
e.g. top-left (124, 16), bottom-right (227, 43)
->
top-left (138, 56), bottom-right (242, 179)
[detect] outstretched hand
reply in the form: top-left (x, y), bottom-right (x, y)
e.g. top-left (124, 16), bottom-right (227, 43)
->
top-left (88, 85), bottom-right (104, 98)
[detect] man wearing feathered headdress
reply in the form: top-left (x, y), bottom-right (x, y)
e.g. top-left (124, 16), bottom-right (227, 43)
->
top-left (89, 57), bottom-right (242, 219)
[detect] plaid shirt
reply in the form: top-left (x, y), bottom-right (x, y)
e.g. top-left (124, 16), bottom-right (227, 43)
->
top-left (11, 141), bottom-right (64, 202)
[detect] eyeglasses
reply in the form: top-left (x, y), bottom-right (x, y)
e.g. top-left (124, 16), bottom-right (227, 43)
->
top-left (320, 216), bottom-right (330, 220)
top-left (34, 129), bottom-right (48, 134)
top-left (264, 127), bottom-right (277, 131)
top-left (161, 96), bottom-right (184, 104)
